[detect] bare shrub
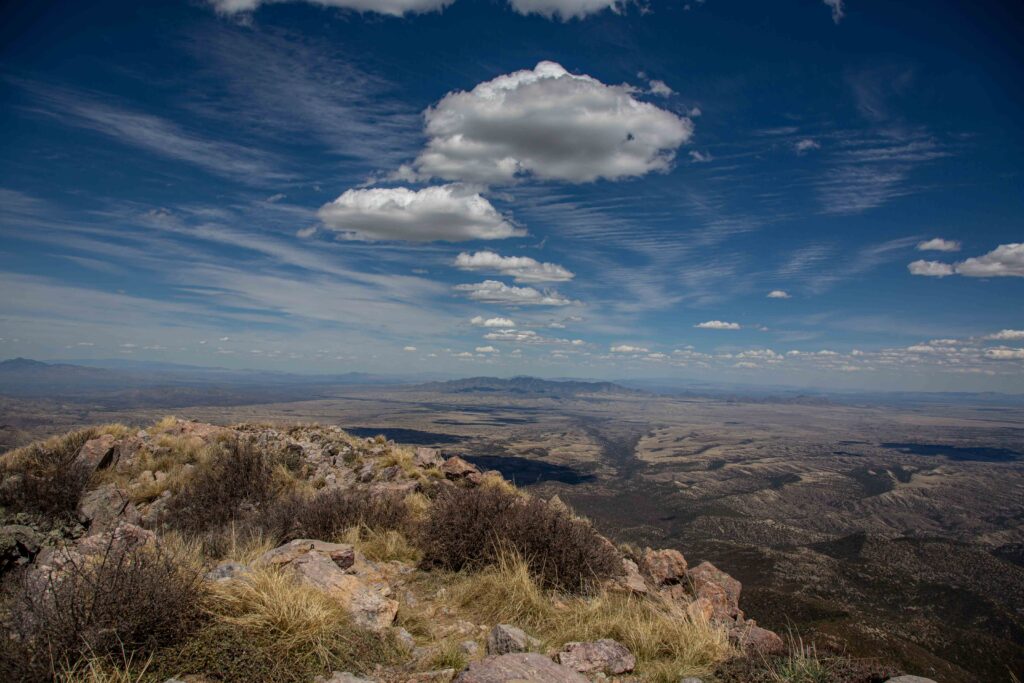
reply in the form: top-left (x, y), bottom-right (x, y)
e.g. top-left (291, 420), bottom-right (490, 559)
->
top-left (418, 486), bottom-right (621, 593)
top-left (0, 428), bottom-right (98, 520)
top-left (261, 488), bottom-right (412, 543)
top-left (163, 438), bottom-right (278, 535)
top-left (0, 534), bottom-right (206, 682)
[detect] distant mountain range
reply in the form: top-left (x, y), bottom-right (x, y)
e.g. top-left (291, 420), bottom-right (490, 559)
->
top-left (414, 375), bottom-right (640, 397)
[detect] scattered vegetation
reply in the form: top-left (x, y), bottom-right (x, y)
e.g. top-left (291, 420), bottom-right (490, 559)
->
top-left (262, 487), bottom-right (413, 544)
top-left (150, 567), bottom-right (402, 683)
top-left (419, 485), bottom-right (621, 593)
top-left (448, 551), bottom-right (732, 681)
top-left (0, 536), bottom-right (206, 682)
top-left (0, 427), bottom-right (98, 519)
top-left (162, 438), bottom-right (286, 535)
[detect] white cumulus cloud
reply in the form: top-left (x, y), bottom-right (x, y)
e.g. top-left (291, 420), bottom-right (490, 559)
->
top-left (794, 139), bottom-right (820, 154)
top-left (823, 0), bottom-right (844, 23)
top-left (610, 344), bottom-right (648, 353)
top-left (455, 250), bottom-right (574, 283)
top-left (909, 244), bottom-right (1024, 278)
top-left (508, 0), bottom-right (623, 20)
top-left (208, 0), bottom-right (453, 15)
top-left (403, 346), bottom-right (417, 351)
top-left (766, 290), bottom-right (791, 299)
top-left (916, 237), bottom-right (961, 252)
top-left (318, 185), bottom-right (523, 242)
top-left (987, 329), bottom-right (1024, 341)
top-left (695, 320), bottom-right (741, 330)
top-left (475, 345), bottom-right (498, 353)
top-left (908, 260), bottom-right (954, 277)
top-left (985, 347), bottom-right (1024, 360)
top-left (954, 243), bottom-right (1024, 277)
top-left (405, 61), bottom-right (693, 184)
top-left (454, 280), bottom-right (574, 306)
top-left (470, 315), bottom-right (516, 327)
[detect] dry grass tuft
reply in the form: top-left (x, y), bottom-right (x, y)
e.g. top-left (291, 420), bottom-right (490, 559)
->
top-left (344, 526), bottom-right (422, 563)
top-left (150, 567), bottom-right (401, 683)
top-left (450, 551), bottom-right (731, 682)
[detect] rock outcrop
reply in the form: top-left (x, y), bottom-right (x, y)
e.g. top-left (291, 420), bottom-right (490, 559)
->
top-left (454, 653), bottom-right (589, 683)
top-left (555, 639), bottom-right (636, 675)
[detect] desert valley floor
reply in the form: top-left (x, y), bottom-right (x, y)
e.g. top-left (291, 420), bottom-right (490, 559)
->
top-left (2, 383), bottom-right (1022, 681)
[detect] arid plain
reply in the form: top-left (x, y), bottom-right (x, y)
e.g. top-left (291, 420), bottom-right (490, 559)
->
top-left (2, 380), bottom-right (1022, 681)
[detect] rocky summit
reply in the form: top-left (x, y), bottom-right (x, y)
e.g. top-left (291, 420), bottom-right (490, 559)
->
top-left (0, 419), bottom-right (933, 682)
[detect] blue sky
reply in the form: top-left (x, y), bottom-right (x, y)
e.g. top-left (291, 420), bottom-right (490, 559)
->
top-left (1, 0), bottom-right (1022, 391)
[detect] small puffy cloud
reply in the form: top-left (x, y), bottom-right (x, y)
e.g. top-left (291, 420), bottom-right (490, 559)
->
top-left (318, 185), bottom-right (522, 242)
top-left (647, 79), bottom-right (674, 97)
top-left (403, 346), bottom-right (417, 352)
top-left (766, 290), bottom-right (791, 299)
top-left (823, 0), bottom-right (844, 23)
top-left (455, 250), bottom-right (574, 283)
top-left (470, 315), bottom-right (516, 328)
top-left (908, 260), bottom-right (954, 277)
top-left (695, 320), bottom-right (741, 330)
top-left (209, 0), bottom-right (453, 16)
top-left (954, 243), bottom-right (1024, 277)
top-left (916, 237), bottom-right (961, 252)
top-left (688, 106), bottom-right (702, 118)
top-left (987, 329), bottom-right (1024, 341)
top-left (689, 150), bottom-right (713, 163)
top-left (407, 61), bottom-right (693, 184)
top-left (985, 347), bottom-right (1024, 360)
top-left (508, 0), bottom-right (623, 20)
top-left (909, 244), bottom-right (1024, 278)
top-left (454, 280), bottom-right (575, 306)
top-left (794, 139), bottom-right (820, 154)
top-left (611, 344), bottom-right (649, 353)
top-left (475, 345), bottom-right (498, 353)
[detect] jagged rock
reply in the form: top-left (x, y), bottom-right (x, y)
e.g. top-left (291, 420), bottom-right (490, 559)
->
top-left (0, 524), bottom-right (42, 572)
top-left (885, 678), bottom-right (938, 683)
top-left (642, 547), bottom-right (688, 585)
top-left (459, 640), bottom-right (480, 656)
top-left (688, 561), bottom-right (741, 620)
top-left (685, 597), bottom-right (715, 623)
top-left (414, 447), bottom-right (444, 468)
top-left (603, 556), bottom-right (648, 595)
top-left (258, 540), bottom-right (397, 631)
top-left (729, 624), bottom-right (784, 655)
top-left (258, 539), bottom-right (355, 570)
top-left (486, 624), bottom-right (539, 655)
top-left (453, 653), bottom-right (589, 683)
top-left (166, 420), bottom-right (230, 440)
top-left (206, 560), bottom-right (248, 582)
top-left (78, 434), bottom-right (118, 471)
top-left (555, 639), bottom-right (636, 675)
top-left (377, 465), bottom-right (402, 481)
top-left (78, 484), bottom-right (141, 535)
top-left (441, 456), bottom-right (479, 480)
top-left (314, 673), bottom-right (376, 683)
